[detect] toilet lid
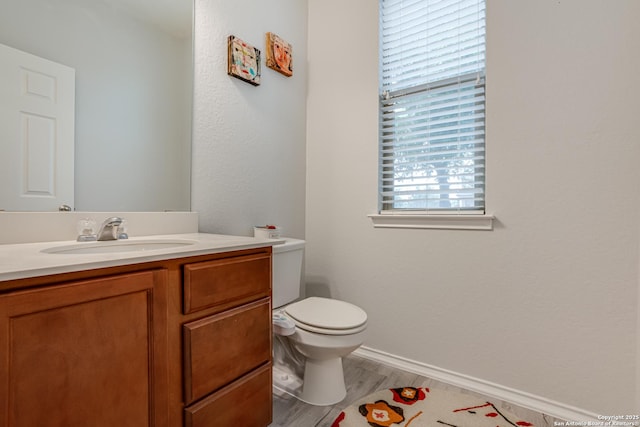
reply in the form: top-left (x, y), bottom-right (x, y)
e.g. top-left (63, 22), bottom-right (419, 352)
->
top-left (284, 297), bottom-right (367, 331)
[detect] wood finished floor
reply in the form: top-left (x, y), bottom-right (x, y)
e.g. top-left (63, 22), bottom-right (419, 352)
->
top-left (270, 354), bottom-right (562, 427)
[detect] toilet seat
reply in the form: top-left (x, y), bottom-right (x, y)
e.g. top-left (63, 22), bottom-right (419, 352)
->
top-left (284, 297), bottom-right (367, 336)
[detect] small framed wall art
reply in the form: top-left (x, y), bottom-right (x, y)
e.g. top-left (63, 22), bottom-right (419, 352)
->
top-left (265, 32), bottom-right (293, 77)
top-left (227, 35), bottom-right (261, 86)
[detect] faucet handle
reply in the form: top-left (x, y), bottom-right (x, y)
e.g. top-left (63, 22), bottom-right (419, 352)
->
top-left (117, 219), bottom-right (128, 240)
top-left (77, 218), bottom-right (97, 241)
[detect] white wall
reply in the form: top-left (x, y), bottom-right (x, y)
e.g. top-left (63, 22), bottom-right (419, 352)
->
top-left (0, 0), bottom-right (191, 212)
top-left (191, 0), bottom-right (307, 238)
top-left (307, 0), bottom-right (640, 415)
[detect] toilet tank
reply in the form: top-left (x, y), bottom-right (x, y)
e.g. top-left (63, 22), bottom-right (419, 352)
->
top-left (272, 238), bottom-right (305, 308)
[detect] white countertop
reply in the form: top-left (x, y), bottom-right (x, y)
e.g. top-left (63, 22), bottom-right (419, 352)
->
top-left (0, 233), bottom-right (280, 282)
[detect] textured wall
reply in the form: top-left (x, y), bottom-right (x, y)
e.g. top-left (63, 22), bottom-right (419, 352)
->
top-left (191, 0), bottom-right (307, 238)
top-left (306, 0), bottom-right (640, 414)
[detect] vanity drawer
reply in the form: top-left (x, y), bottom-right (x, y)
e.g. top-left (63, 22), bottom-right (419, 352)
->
top-left (184, 363), bottom-right (272, 427)
top-left (183, 253), bottom-right (271, 314)
top-left (183, 298), bottom-right (271, 404)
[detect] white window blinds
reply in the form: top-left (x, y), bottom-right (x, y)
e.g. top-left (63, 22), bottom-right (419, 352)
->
top-left (379, 0), bottom-right (486, 213)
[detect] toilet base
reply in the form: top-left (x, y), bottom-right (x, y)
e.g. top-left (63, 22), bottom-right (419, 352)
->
top-left (273, 357), bottom-right (347, 406)
top-left (300, 356), bottom-right (347, 406)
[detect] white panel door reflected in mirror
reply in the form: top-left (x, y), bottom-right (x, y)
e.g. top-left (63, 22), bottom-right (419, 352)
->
top-left (0, 43), bottom-right (75, 212)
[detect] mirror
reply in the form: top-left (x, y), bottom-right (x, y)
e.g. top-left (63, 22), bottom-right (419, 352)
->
top-left (0, 0), bottom-right (192, 212)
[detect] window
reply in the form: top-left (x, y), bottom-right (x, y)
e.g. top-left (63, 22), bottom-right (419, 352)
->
top-left (378, 0), bottom-right (486, 214)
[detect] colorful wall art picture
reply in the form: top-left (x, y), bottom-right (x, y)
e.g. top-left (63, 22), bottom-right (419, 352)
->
top-left (266, 32), bottom-right (293, 77)
top-left (228, 35), bottom-right (261, 86)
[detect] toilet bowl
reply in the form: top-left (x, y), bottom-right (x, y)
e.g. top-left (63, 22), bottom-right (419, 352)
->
top-left (271, 239), bottom-right (368, 406)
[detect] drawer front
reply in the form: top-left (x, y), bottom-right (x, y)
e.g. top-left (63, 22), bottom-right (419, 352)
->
top-left (184, 364), bottom-right (272, 427)
top-left (183, 298), bottom-right (271, 404)
top-left (183, 253), bottom-right (271, 314)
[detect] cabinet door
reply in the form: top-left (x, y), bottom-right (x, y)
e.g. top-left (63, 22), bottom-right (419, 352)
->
top-left (0, 270), bottom-right (168, 427)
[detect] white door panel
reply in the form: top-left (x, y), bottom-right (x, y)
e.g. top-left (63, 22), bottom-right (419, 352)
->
top-left (0, 43), bottom-right (75, 211)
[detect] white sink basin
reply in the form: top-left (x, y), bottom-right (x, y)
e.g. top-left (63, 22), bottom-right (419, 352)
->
top-left (42, 239), bottom-right (197, 255)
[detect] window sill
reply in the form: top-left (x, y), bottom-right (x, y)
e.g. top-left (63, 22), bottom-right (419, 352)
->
top-left (367, 213), bottom-right (494, 231)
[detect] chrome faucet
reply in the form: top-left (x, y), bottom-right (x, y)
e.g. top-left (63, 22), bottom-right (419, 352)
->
top-left (96, 217), bottom-right (124, 241)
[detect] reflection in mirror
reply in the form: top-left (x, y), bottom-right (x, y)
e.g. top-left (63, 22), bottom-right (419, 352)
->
top-left (0, 0), bottom-right (192, 212)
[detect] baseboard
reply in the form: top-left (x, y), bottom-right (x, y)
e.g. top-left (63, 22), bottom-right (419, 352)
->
top-left (353, 346), bottom-right (600, 422)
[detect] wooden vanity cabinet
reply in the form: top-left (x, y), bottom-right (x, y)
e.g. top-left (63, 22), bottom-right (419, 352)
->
top-left (0, 245), bottom-right (273, 427)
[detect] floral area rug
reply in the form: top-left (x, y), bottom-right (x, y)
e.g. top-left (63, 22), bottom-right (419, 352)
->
top-left (331, 387), bottom-right (534, 427)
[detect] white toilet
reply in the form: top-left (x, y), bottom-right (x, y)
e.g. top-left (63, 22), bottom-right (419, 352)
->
top-left (272, 238), bottom-right (367, 406)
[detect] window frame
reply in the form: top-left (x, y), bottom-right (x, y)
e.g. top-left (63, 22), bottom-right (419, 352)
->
top-left (373, 0), bottom-right (493, 230)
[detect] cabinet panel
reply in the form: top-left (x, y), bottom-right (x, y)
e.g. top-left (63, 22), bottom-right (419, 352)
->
top-left (183, 298), bottom-right (271, 404)
top-left (184, 364), bottom-right (272, 427)
top-left (0, 270), bottom-right (167, 427)
top-left (183, 253), bottom-right (271, 314)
